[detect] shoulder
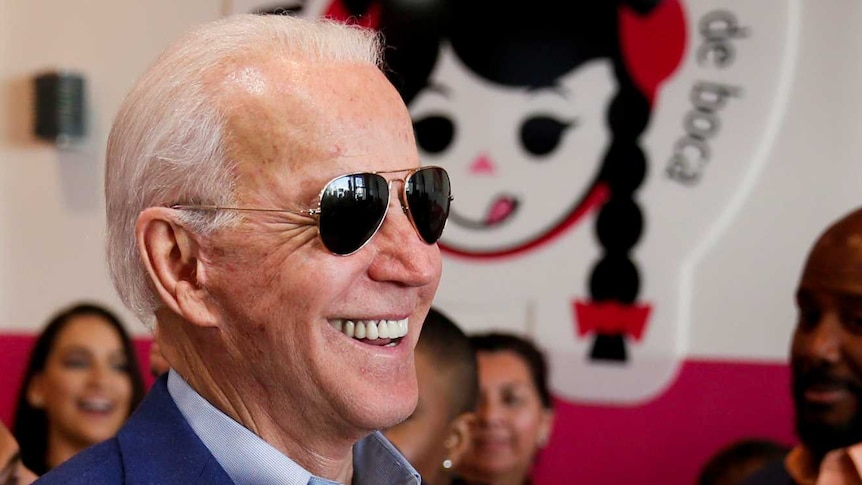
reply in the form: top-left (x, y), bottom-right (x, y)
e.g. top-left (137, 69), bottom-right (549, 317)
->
top-left (739, 458), bottom-right (796, 485)
top-left (36, 376), bottom-right (231, 485)
top-left (34, 439), bottom-right (123, 484)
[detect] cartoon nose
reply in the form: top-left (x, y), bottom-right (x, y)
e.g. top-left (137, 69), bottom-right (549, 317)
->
top-left (469, 153), bottom-right (496, 175)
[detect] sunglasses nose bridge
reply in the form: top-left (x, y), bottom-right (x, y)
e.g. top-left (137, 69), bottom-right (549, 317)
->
top-left (387, 178), bottom-right (409, 213)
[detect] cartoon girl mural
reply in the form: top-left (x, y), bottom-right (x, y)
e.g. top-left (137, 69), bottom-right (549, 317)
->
top-left (320, 0), bottom-right (686, 365)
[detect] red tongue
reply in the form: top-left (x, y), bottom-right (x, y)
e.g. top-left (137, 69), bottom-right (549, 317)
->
top-left (486, 197), bottom-right (516, 225)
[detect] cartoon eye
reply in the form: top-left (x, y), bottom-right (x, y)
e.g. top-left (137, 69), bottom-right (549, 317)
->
top-left (520, 115), bottom-right (574, 157)
top-left (413, 115), bottom-right (455, 154)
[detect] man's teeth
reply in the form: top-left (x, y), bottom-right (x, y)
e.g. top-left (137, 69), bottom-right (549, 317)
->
top-left (330, 318), bottom-right (408, 340)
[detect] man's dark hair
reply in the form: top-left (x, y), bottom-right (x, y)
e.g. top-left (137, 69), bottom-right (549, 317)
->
top-left (417, 307), bottom-right (479, 418)
top-left (697, 438), bottom-right (790, 485)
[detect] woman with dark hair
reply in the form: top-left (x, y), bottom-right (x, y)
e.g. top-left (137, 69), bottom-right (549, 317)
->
top-left (457, 332), bottom-right (554, 485)
top-left (12, 303), bottom-right (145, 475)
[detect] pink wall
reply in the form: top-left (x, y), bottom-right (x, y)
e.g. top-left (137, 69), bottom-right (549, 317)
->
top-left (0, 334), bottom-right (794, 485)
top-left (533, 360), bottom-right (794, 484)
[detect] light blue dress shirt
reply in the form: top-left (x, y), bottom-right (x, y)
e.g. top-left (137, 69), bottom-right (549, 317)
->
top-left (168, 370), bottom-right (421, 485)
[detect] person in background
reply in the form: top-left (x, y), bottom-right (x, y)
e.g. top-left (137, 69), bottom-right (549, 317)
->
top-left (0, 421), bottom-right (37, 485)
top-left (12, 303), bottom-right (145, 476)
top-left (743, 206), bottom-right (862, 484)
top-left (698, 438), bottom-right (790, 485)
top-left (456, 332), bottom-right (555, 485)
top-left (384, 307), bottom-right (479, 485)
top-left (35, 13), bottom-right (451, 484)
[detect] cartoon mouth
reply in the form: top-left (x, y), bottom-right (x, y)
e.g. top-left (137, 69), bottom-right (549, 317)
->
top-left (329, 318), bottom-right (408, 347)
top-left (449, 194), bottom-right (520, 229)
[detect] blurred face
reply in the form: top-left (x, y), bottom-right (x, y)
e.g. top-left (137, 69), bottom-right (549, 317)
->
top-left (792, 225), bottom-right (862, 456)
top-left (0, 423), bottom-right (37, 485)
top-left (198, 59), bottom-right (442, 441)
top-left (384, 350), bottom-right (452, 482)
top-left (27, 315), bottom-right (133, 462)
top-left (459, 350), bottom-right (552, 485)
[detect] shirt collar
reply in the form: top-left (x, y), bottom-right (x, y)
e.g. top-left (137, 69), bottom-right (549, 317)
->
top-left (167, 370), bottom-right (420, 485)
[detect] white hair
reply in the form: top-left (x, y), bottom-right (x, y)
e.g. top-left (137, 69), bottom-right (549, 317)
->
top-left (105, 14), bottom-right (383, 326)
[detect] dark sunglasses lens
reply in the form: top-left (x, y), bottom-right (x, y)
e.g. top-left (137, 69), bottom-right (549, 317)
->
top-left (405, 167), bottom-right (451, 244)
top-left (319, 173), bottom-right (389, 255)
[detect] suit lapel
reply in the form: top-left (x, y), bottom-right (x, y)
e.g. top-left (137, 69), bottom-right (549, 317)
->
top-left (116, 376), bottom-right (234, 484)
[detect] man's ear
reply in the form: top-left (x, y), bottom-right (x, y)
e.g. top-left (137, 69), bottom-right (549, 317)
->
top-left (136, 207), bottom-right (218, 328)
top-left (445, 412), bottom-right (476, 467)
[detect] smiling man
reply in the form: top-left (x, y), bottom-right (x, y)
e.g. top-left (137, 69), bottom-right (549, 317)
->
top-left (35, 13), bottom-right (451, 485)
top-left (744, 207), bottom-right (862, 484)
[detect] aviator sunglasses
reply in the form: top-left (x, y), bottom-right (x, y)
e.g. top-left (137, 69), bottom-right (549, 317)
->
top-left (171, 166), bottom-right (452, 256)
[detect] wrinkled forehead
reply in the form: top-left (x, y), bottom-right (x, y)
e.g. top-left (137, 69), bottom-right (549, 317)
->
top-left (213, 57), bottom-right (417, 199)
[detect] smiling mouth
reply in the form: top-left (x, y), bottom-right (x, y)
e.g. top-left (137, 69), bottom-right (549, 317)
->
top-left (78, 397), bottom-right (115, 414)
top-left (449, 194), bottom-right (519, 230)
top-left (803, 381), bottom-right (854, 405)
top-left (329, 318), bottom-right (408, 347)
top-left (474, 435), bottom-right (511, 451)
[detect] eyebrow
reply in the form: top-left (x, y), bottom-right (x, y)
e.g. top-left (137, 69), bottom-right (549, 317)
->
top-left (60, 345), bottom-right (124, 357)
top-left (489, 381), bottom-right (533, 393)
top-left (60, 346), bottom-right (91, 354)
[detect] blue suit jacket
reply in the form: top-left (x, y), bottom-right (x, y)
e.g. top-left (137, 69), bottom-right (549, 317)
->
top-left (35, 375), bottom-right (233, 484)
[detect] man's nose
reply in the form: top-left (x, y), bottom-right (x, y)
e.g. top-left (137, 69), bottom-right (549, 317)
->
top-left (366, 196), bottom-right (441, 287)
top-left (808, 314), bottom-right (843, 363)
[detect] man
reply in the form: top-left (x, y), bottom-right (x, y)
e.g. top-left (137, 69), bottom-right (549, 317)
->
top-left (37, 13), bottom-right (451, 485)
top-left (0, 422), bottom-right (37, 485)
top-left (744, 207), bottom-right (862, 484)
top-left (384, 307), bottom-right (478, 485)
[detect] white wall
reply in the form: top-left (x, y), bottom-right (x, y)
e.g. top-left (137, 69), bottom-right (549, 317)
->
top-left (688, 1), bottom-right (862, 360)
top-left (0, 0), bottom-right (224, 334)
